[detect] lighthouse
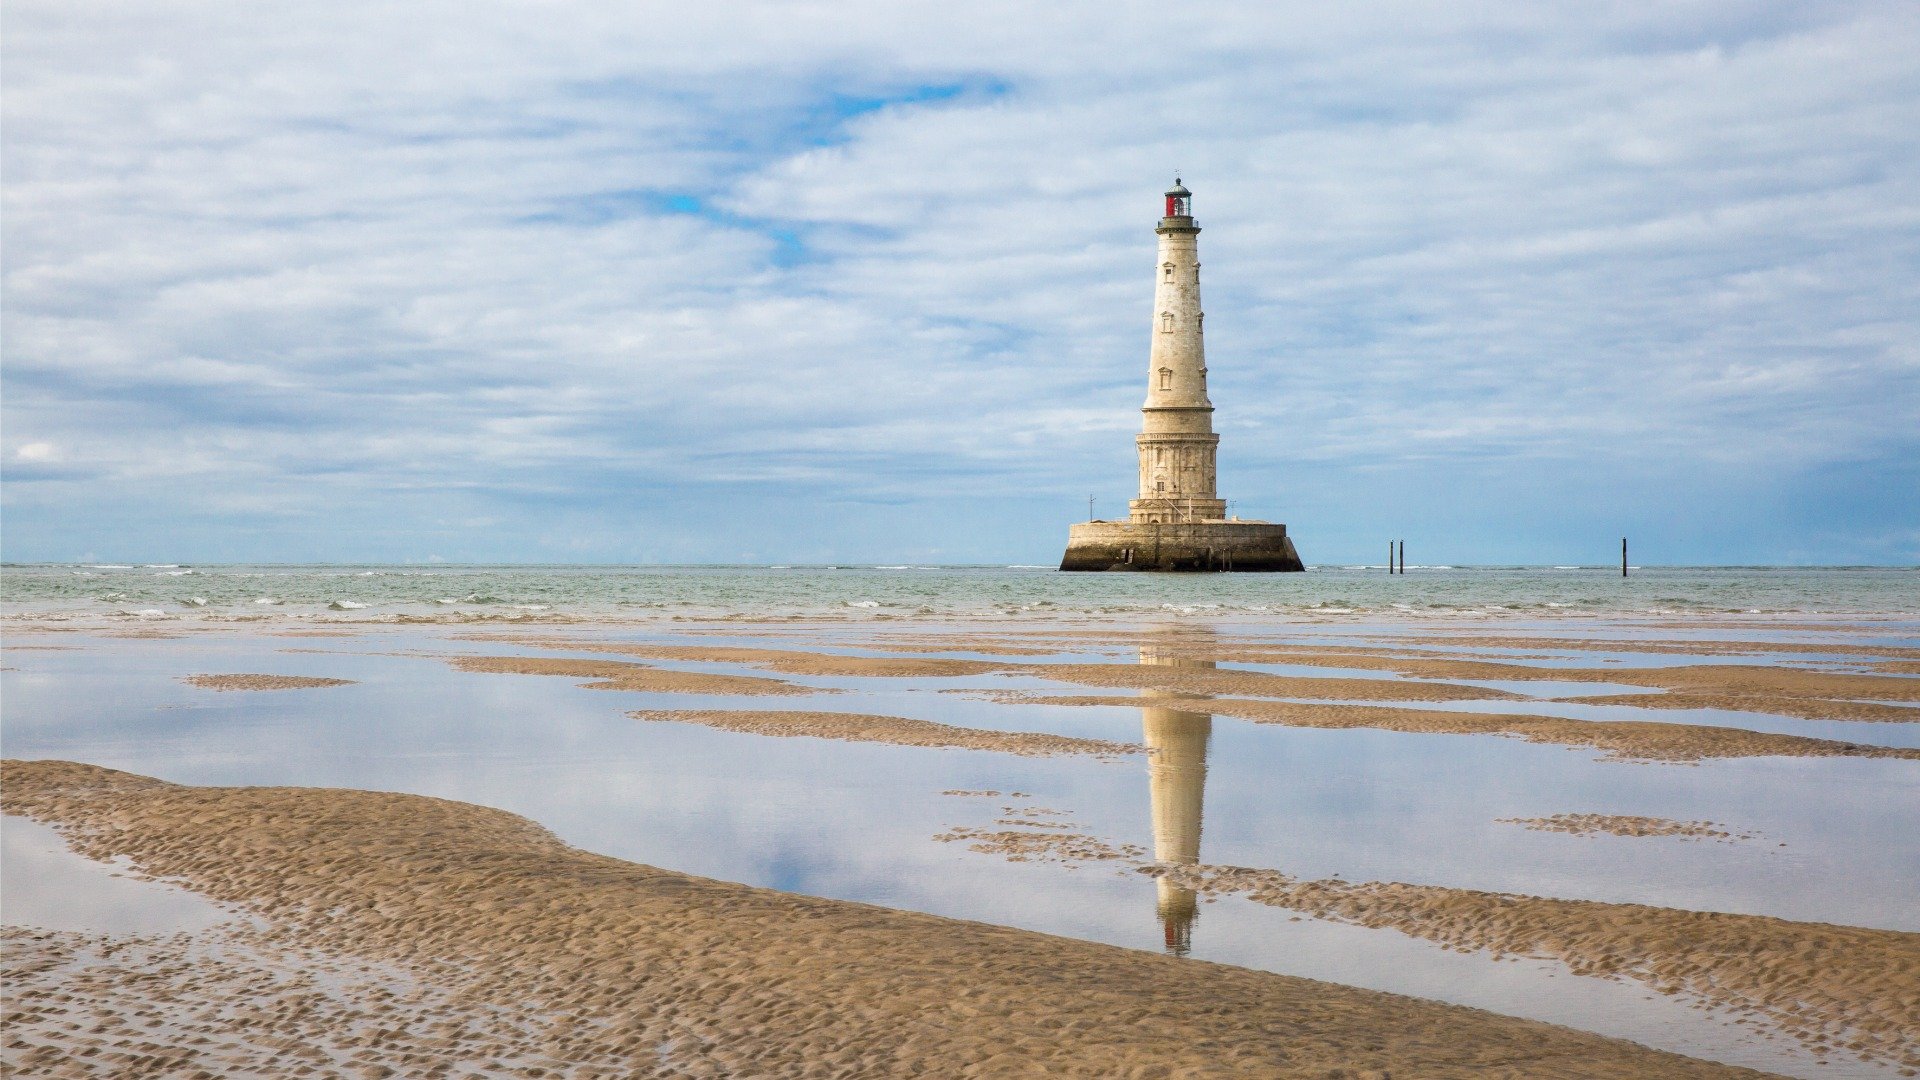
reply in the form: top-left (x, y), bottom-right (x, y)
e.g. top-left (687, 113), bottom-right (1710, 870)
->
top-left (1060, 180), bottom-right (1305, 572)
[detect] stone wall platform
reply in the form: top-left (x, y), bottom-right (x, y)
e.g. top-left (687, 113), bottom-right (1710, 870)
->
top-left (1059, 521), bottom-right (1304, 572)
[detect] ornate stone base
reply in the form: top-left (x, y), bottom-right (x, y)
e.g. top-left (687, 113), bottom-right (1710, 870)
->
top-left (1058, 521), bottom-right (1304, 572)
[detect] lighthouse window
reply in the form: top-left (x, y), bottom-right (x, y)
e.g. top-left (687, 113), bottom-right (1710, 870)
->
top-left (1160, 312), bottom-right (1174, 333)
top-left (1156, 479), bottom-right (1166, 493)
top-left (1158, 368), bottom-right (1173, 390)
top-left (1163, 263), bottom-right (1174, 281)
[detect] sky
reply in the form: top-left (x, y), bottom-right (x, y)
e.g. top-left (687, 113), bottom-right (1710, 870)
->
top-left (3, 2), bottom-right (1917, 566)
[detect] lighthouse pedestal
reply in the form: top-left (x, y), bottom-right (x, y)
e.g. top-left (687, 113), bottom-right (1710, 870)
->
top-left (1059, 519), bottom-right (1302, 572)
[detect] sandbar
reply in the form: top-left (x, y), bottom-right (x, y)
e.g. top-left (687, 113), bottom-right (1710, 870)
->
top-left (1498, 814), bottom-right (1757, 841)
top-left (183, 673), bottom-right (356, 691)
top-left (974, 691), bottom-right (1919, 762)
top-left (631, 708), bottom-right (1140, 758)
top-left (445, 654), bottom-right (817, 696)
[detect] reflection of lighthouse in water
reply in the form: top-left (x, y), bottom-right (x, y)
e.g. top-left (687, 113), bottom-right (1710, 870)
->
top-left (1141, 642), bottom-right (1214, 956)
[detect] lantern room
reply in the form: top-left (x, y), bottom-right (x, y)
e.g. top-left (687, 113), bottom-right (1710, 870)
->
top-left (1163, 178), bottom-right (1192, 218)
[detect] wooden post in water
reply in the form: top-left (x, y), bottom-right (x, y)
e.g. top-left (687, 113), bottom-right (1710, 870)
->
top-left (1400, 540), bottom-right (1406, 574)
top-left (1622, 537), bottom-right (1628, 577)
top-left (1388, 542), bottom-right (1395, 573)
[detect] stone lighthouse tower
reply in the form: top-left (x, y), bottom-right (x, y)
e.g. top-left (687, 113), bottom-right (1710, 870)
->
top-left (1133, 179), bottom-right (1226, 525)
top-left (1060, 180), bottom-right (1305, 571)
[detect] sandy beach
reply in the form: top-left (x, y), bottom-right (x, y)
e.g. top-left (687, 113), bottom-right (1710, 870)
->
top-left (4, 603), bottom-right (1917, 1077)
top-left (3, 759), bottom-right (1773, 1079)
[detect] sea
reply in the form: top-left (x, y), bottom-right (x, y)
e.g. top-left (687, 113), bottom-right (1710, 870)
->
top-left (2, 563), bottom-right (1915, 624)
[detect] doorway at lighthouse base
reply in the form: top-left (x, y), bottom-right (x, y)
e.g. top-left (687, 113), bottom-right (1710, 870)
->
top-left (1059, 521), bottom-right (1304, 572)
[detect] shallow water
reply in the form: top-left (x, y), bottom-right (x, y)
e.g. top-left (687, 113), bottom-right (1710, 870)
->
top-left (1, 814), bottom-right (244, 936)
top-left (4, 620), bottom-right (1917, 1078)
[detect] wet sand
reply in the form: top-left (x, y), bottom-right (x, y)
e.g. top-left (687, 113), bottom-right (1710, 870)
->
top-left (4, 925), bottom-right (628, 1077)
top-left (857, 630), bottom-right (1920, 721)
top-left (974, 691), bottom-right (1918, 762)
top-left (1179, 869), bottom-right (1920, 1073)
top-left (933, 826), bottom-right (1147, 863)
top-left (0, 759), bottom-right (1767, 1080)
top-left (631, 708), bottom-right (1140, 758)
top-left (1370, 635), bottom-right (1920, 661)
top-left (1498, 814), bottom-right (1758, 841)
top-left (183, 673), bottom-right (357, 691)
top-left (446, 654), bottom-right (818, 696)
top-left (1022, 661), bottom-right (1525, 702)
top-left (551, 641), bottom-right (1006, 678)
top-left (462, 635), bottom-right (1920, 728)
top-left (6, 615), bottom-right (1916, 1075)
top-left (463, 638), bottom-right (1518, 698)
top-left (1560, 691), bottom-right (1917, 724)
top-left (939, 822), bottom-right (1920, 1073)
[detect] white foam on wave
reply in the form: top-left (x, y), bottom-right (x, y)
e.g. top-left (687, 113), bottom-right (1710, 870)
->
top-left (184, 597), bottom-right (208, 607)
top-left (156, 570), bottom-right (194, 576)
top-left (845, 600), bottom-right (881, 608)
top-left (328, 600), bottom-right (367, 611)
top-left (87, 564), bottom-right (133, 570)
top-left (253, 598), bottom-right (280, 605)
top-left (123, 609), bottom-right (167, 618)
top-left (143, 564), bottom-right (181, 569)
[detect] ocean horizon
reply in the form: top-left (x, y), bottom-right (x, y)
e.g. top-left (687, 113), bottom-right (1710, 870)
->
top-left (5, 562), bottom-right (1915, 623)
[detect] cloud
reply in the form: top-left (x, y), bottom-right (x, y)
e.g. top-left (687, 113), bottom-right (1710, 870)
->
top-left (2, 1), bottom-right (1916, 562)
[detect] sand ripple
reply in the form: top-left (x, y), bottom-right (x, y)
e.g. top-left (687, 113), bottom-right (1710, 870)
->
top-left (1, 760), bottom-right (1768, 1079)
top-left (934, 816), bottom-right (1919, 1072)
